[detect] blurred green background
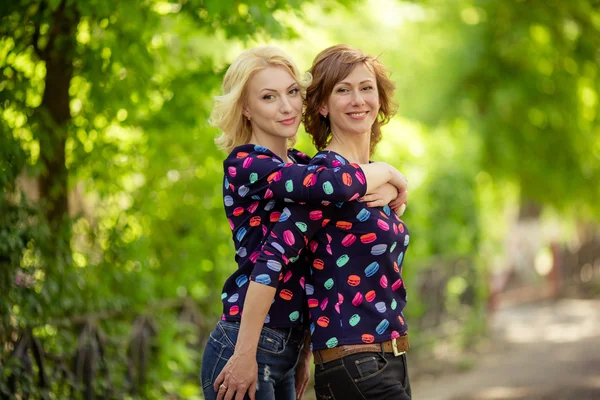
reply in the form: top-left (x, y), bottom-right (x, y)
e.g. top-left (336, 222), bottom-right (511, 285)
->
top-left (1, 0), bottom-right (599, 398)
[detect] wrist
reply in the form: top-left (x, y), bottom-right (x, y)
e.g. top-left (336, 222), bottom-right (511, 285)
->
top-left (300, 346), bottom-right (312, 357)
top-left (234, 344), bottom-right (259, 356)
top-left (300, 351), bottom-right (312, 364)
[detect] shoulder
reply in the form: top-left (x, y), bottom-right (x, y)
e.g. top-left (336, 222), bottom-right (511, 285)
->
top-left (224, 144), bottom-right (283, 171)
top-left (288, 148), bottom-right (311, 164)
top-left (310, 150), bottom-right (361, 170)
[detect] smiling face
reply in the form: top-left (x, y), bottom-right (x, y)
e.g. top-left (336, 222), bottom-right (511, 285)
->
top-left (319, 63), bottom-right (380, 138)
top-left (243, 65), bottom-right (303, 142)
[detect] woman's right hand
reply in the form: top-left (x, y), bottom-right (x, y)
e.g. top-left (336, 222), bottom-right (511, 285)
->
top-left (214, 351), bottom-right (258, 400)
top-left (358, 162), bottom-right (408, 215)
top-left (388, 167), bottom-right (408, 215)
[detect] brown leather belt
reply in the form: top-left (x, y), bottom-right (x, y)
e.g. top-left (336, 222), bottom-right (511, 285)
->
top-left (313, 334), bottom-right (409, 365)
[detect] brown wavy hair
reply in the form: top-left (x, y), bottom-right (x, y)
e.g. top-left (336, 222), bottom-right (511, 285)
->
top-left (303, 44), bottom-right (397, 156)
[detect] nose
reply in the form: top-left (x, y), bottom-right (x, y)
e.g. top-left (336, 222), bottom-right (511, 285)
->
top-left (280, 96), bottom-right (293, 114)
top-left (350, 90), bottom-right (365, 106)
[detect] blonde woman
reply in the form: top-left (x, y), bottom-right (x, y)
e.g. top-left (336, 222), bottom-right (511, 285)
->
top-left (201, 46), bottom-right (408, 400)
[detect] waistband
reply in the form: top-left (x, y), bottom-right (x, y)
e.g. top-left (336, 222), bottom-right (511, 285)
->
top-left (314, 334), bottom-right (410, 365)
top-left (218, 320), bottom-right (306, 342)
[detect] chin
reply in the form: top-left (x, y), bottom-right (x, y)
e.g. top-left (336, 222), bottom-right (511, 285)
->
top-left (348, 127), bottom-right (372, 136)
top-left (275, 132), bottom-right (297, 140)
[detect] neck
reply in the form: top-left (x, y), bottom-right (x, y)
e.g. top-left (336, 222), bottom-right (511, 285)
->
top-left (325, 130), bottom-right (371, 164)
top-left (249, 132), bottom-right (290, 162)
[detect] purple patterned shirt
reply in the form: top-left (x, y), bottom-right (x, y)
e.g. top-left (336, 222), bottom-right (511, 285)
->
top-left (253, 150), bottom-right (410, 350)
top-left (220, 144), bottom-right (368, 328)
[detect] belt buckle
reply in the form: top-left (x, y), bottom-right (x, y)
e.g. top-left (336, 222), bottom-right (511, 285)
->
top-left (392, 338), bottom-right (405, 357)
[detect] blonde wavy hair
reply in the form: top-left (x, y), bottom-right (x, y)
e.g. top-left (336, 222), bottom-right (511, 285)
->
top-left (211, 46), bottom-right (312, 153)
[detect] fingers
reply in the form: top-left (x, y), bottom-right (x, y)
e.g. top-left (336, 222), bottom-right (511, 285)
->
top-left (216, 382), bottom-right (227, 400)
top-left (297, 381), bottom-right (307, 400)
top-left (366, 200), bottom-right (386, 208)
top-left (224, 385), bottom-right (236, 400)
top-left (248, 380), bottom-right (257, 400)
top-left (390, 194), bottom-right (407, 216)
top-left (295, 381), bottom-right (304, 400)
top-left (235, 388), bottom-right (246, 400)
top-left (396, 203), bottom-right (407, 217)
top-left (398, 190), bottom-right (408, 203)
top-left (359, 194), bottom-right (378, 203)
top-left (389, 196), bottom-right (403, 208)
top-left (214, 371), bottom-right (225, 393)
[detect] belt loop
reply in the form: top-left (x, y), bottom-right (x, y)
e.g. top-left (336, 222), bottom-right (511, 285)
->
top-left (298, 329), bottom-right (308, 351)
top-left (315, 350), bottom-right (325, 369)
top-left (379, 342), bottom-right (385, 354)
top-left (285, 327), bottom-right (292, 343)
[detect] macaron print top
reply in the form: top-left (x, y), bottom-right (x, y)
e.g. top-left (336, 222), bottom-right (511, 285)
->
top-left (253, 150), bottom-right (410, 350)
top-left (220, 144), bottom-right (368, 328)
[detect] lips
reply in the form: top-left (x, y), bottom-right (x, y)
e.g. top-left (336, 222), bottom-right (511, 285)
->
top-left (278, 116), bottom-right (296, 125)
top-left (346, 111), bottom-right (369, 119)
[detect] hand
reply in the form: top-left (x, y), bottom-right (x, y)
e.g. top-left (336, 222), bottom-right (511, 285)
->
top-left (389, 190), bottom-right (407, 217)
top-left (294, 350), bottom-right (311, 400)
top-left (388, 169), bottom-right (408, 216)
top-left (361, 183), bottom-right (398, 208)
top-left (214, 351), bottom-right (258, 400)
top-left (389, 169), bottom-right (408, 196)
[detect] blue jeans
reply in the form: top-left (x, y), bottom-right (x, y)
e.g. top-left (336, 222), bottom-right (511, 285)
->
top-left (313, 351), bottom-right (411, 400)
top-left (201, 321), bottom-right (306, 400)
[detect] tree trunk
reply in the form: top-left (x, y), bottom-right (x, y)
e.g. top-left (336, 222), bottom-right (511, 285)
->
top-left (518, 198), bottom-right (542, 221)
top-left (38, 1), bottom-right (78, 235)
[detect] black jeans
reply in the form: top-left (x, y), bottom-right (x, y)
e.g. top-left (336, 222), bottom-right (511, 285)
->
top-left (313, 351), bottom-right (411, 400)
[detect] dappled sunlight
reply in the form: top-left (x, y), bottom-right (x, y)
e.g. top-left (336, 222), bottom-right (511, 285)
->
top-left (493, 299), bottom-right (600, 344)
top-left (473, 386), bottom-right (534, 399)
top-left (2, 0), bottom-right (599, 398)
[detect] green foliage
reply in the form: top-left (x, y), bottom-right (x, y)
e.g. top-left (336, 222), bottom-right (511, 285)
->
top-left (1, 0), bottom-right (599, 397)
top-left (398, 0), bottom-right (600, 212)
top-left (0, 0), bottom-right (363, 397)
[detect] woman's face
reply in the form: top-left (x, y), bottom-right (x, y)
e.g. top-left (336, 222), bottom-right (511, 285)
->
top-left (320, 63), bottom-right (380, 137)
top-left (243, 66), bottom-right (303, 141)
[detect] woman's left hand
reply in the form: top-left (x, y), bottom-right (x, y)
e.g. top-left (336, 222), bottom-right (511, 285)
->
top-left (294, 350), bottom-right (311, 400)
top-left (361, 183), bottom-right (399, 208)
top-left (390, 191), bottom-right (407, 216)
top-left (361, 183), bottom-right (407, 216)
top-left (214, 351), bottom-right (258, 400)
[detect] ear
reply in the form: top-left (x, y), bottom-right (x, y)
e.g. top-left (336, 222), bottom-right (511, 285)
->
top-left (319, 104), bottom-right (329, 118)
top-left (242, 106), bottom-right (251, 120)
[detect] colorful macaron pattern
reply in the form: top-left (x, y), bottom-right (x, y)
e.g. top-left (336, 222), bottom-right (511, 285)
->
top-left (219, 145), bottom-right (368, 328)
top-left (253, 150), bottom-right (410, 350)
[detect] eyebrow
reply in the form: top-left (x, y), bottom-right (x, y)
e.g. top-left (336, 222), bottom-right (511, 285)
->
top-left (260, 82), bottom-right (299, 93)
top-left (336, 79), bottom-right (374, 86)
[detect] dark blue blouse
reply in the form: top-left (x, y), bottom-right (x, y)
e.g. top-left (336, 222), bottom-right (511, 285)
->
top-left (220, 144), bottom-right (368, 328)
top-left (253, 150), bottom-right (410, 350)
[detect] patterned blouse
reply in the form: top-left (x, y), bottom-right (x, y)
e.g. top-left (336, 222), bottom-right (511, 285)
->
top-left (220, 144), bottom-right (368, 328)
top-left (253, 150), bottom-right (410, 350)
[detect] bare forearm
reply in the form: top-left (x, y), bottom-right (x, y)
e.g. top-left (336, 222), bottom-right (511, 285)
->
top-left (300, 331), bottom-right (312, 357)
top-left (235, 282), bottom-right (276, 355)
top-left (388, 168), bottom-right (408, 193)
top-left (360, 161), bottom-right (408, 194)
top-left (359, 162), bottom-right (392, 192)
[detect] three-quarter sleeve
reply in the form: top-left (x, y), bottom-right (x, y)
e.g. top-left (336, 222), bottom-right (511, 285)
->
top-left (224, 145), bottom-right (367, 203)
top-left (250, 202), bottom-right (331, 288)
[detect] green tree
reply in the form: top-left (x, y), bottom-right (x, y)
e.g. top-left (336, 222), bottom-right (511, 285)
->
top-left (400, 0), bottom-right (600, 217)
top-left (1, 0), bottom-right (351, 397)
